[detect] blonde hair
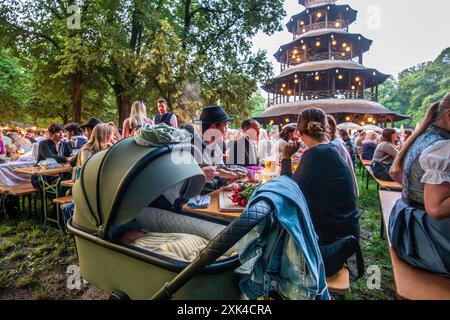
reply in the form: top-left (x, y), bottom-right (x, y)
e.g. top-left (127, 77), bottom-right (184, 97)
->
top-left (129, 101), bottom-right (148, 129)
top-left (392, 93), bottom-right (450, 173)
top-left (77, 124), bottom-right (113, 166)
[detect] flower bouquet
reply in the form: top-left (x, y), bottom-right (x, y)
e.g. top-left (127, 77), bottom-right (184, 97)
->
top-left (229, 183), bottom-right (262, 208)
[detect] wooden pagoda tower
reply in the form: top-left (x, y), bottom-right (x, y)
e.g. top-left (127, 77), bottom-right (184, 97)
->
top-left (256, 0), bottom-right (408, 127)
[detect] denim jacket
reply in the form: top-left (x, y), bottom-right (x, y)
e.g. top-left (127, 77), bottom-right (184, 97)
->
top-left (235, 176), bottom-right (330, 300)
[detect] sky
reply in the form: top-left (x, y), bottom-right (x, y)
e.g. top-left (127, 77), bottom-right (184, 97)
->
top-left (252, 0), bottom-right (450, 83)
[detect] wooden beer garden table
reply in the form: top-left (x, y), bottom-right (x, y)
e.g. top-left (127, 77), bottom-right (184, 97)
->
top-left (14, 164), bottom-right (73, 231)
top-left (183, 188), bottom-right (243, 221)
top-left (14, 164), bottom-right (73, 176)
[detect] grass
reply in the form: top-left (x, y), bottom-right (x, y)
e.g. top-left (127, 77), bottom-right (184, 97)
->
top-left (342, 168), bottom-right (396, 300)
top-left (0, 169), bottom-right (396, 300)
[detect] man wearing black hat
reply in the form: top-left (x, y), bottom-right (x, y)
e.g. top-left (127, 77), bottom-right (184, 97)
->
top-left (194, 106), bottom-right (238, 193)
top-left (196, 106), bottom-right (235, 166)
top-left (81, 118), bottom-right (102, 140)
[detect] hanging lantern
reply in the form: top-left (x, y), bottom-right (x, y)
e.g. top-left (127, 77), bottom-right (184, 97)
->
top-left (315, 75), bottom-right (321, 81)
top-left (293, 49), bottom-right (298, 54)
top-left (317, 12), bottom-right (322, 18)
top-left (316, 41), bottom-right (321, 47)
top-left (294, 79), bottom-right (299, 84)
top-left (368, 117), bottom-right (373, 122)
top-left (351, 85), bottom-right (356, 90)
top-left (282, 83), bottom-right (286, 88)
top-left (338, 74), bottom-right (343, 80)
top-left (345, 47), bottom-right (351, 52)
top-left (300, 21), bottom-right (305, 26)
top-left (342, 42), bottom-right (347, 48)
top-left (355, 76), bottom-right (361, 82)
top-left (332, 40), bottom-right (337, 46)
top-left (346, 116), bottom-right (351, 121)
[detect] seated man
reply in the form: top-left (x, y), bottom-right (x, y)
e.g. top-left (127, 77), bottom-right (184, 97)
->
top-left (227, 119), bottom-right (260, 167)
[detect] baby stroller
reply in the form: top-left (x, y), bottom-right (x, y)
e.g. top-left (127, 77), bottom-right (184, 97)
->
top-left (67, 138), bottom-right (274, 300)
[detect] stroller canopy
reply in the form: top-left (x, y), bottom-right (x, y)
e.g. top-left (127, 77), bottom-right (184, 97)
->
top-left (72, 138), bottom-right (206, 236)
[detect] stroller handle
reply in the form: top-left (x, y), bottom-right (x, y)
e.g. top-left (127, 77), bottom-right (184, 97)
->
top-left (151, 199), bottom-right (273, 300)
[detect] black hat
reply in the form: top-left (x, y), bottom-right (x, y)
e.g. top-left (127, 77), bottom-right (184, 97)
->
top-left (81, 118), bottom-right (102, 129)
top-left (195, 106), bottom-right (235, 125)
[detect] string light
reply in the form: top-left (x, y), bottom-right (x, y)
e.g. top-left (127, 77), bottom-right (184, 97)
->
top-left (351, 85), bottom-right (356, 90)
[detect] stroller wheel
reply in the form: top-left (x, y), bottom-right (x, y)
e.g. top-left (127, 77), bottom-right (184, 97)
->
top-left (109, 291), bottom-right (130, 300)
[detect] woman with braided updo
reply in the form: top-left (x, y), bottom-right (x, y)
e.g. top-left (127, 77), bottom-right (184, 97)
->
top-left (282, 108), bottom-right (361, 277)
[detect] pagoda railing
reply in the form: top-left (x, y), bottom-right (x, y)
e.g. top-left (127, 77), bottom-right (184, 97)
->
top-left (268, 89), bottom-right (378, 106)
top-left (306, 51), bottom-right (360, 63)
top-left (304, 0), bottom-right (336, 8)
top-left (296, 20), bottom-right (349, 37)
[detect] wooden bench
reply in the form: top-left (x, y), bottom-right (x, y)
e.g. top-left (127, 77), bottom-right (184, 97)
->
top-left (53, 195), bottom-right (73, 205)
top-left (366, 166), bottom-right (402, 191)
top-left (327, 267), bottom-right (350, 295)
top-left (0, 183), bottom-right (39, 217)
top-left (379, 191), bottom-right (450, 300)
top-left (6, 183), bottom-right (39, 196)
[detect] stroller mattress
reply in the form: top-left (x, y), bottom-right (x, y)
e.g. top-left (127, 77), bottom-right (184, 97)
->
top-left (121, 207), bottom-right (238, 263)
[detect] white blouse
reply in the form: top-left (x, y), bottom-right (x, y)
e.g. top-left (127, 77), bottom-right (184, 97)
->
top-left (419, 140), bottom-right (450, 185)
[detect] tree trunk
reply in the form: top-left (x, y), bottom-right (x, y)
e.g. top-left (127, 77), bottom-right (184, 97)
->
top-left (72, 71), bottom-right (82, 123)
top-left (113, 83), bottom-right (131, 125)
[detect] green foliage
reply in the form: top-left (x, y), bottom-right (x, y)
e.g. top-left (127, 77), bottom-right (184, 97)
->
top-left (379, 48), bottom-right (450, 127)
top-left (0, 0), bottom-right (285, 125)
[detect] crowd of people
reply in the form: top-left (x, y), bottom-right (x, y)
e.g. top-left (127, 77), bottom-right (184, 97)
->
top-left (2, 92), bottom-right (449, 284)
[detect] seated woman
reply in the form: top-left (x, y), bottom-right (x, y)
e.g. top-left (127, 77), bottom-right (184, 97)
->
top-left (76, 123), bottom-right (114, 166)
top-left (282, 108), bottom-right (361, 277)
top-left (272, 124), bottom-right (296, 161)
top-left (389, 94), bottom-right (450, 276)
top-left (327, 116), bottom-right (359, 197)
top-left (371, 128), bottom-right (398, 181)
top-left (61, 124), bottom-right (115, 225)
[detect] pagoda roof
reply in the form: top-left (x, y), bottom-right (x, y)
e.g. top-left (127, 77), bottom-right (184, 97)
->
top-left (287, 4), bottom-right (357, 33)
top-left (254, 99), bottom-right (409, 123)
top-left (274, 30), bottom-right (372, 61)
top-left (268, 60), bottom-right (388, 83)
